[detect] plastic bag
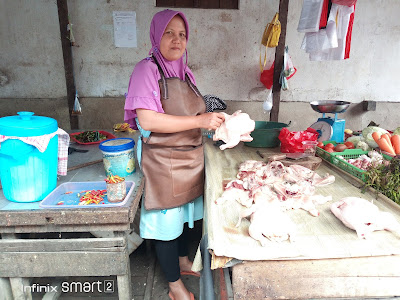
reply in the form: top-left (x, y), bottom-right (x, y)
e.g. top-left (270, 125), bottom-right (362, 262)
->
top-left (260, 13), bottom-right (281, 71)
top-left (263, 90), bottom-right (273, 112)
top-left (261, 13), bottom-right (281, 48)
top-left (280, 46), bottom-right (297, 91)
top-left (260, 62), bottom-right (274, 89)
top-left (261, 47), bottom-right (296, 90)
top-left (278, 127), bottom-right (318, 153)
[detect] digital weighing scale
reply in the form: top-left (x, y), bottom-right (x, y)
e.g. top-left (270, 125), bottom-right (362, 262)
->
top-left (309, 100), bottom-right (350, 143)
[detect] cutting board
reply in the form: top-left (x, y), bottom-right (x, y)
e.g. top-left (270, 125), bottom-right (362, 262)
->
top-left (280, 155), bottom-right (322, 170)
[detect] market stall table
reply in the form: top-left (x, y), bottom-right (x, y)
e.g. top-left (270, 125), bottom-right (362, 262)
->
top-left (199, 138), bottom-right (400, 299)
top-left (0, 135), bottom-right (144, 300)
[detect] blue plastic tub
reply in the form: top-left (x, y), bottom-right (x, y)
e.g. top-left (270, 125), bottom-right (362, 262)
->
top-left (99, 138), bottom-right (135, 177)
top-left (0, 112), bottom-right (58, 202)
top-left (39, 181), bottom-right (135, 208)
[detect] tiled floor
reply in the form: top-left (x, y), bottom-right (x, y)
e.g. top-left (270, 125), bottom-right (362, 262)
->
top-left (28, 220), bottom-right (205, 300)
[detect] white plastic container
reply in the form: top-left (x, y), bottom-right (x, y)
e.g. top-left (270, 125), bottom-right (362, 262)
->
top-left (99, 138), bottom-right (135, 177)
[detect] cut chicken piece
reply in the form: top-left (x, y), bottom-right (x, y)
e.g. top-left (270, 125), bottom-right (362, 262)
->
top-left (215, 179), bottom-right (252, 207)
top-left (331, 197), bottom-right (400, 239)
top-left (238, 160), bottom-right (266, 172)
top-left (311, 172), bottom-right (335, 186)
top-left (213, 110), bottom-right (255, 150)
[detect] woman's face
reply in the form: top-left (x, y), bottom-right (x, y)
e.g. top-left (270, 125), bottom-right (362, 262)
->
top-left (159, 15), bottom-right (187, 61)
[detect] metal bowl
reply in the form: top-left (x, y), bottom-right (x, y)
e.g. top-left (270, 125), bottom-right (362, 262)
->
top-left (310, 100), bottom-right (350, 113)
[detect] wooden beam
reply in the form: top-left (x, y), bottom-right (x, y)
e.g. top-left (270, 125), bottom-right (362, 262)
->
top-left (57, 0), bottom-right (79, 129)
top-left (270, 0), bottom-right (289, 122)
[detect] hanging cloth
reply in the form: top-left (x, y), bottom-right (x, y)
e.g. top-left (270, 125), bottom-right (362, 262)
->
top-left (319, 0), bottom-right (330, 29)
top-left (344, 3), bottom-right (355, 59)
top-left (297, 0), bottom-right (324, 33)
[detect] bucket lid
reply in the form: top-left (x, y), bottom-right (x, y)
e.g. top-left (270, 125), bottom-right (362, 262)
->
top-left (99, 138), bottom-right (135, 152)
top-left (0, 111), bottom-right (58, 137)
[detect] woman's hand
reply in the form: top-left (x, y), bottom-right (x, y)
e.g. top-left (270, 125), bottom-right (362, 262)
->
top-left (197, 112), bottom-right (225, 131)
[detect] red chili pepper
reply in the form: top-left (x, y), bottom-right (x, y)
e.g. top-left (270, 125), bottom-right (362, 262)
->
top-left (78, 189), bottom-right (106, 205)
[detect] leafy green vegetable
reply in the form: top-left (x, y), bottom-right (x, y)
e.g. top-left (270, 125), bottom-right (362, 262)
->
top-left (393, 127), bottom-right (400, 136)
top-left (364, 157), bottom-right (400, 204)
top-left (74, 131), bottom-right (107, 143)
top-left (362, 126), bottom-right (389, 148)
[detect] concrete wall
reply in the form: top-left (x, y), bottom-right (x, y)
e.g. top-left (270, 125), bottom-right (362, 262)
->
top-left (1, 0), bottom-right (400, 131)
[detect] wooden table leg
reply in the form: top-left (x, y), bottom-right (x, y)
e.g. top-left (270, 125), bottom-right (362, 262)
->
top-left (115, 231), bottom-right (132, 300)
top-left (2, 233), bottom-right (33, 300)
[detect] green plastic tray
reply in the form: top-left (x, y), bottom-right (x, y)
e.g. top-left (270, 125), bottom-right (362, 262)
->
top-left (317, 141), bottom-right (393, 182)
top-left (315, 140), bottom-right (338, 163)
top-left (330, 149), bottom-right (369, 181)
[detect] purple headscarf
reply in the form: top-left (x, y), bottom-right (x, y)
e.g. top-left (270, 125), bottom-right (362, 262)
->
top-left (124, 9), bottom-right (196, 129)
top-left (150, 9), bottom-right (190, 80)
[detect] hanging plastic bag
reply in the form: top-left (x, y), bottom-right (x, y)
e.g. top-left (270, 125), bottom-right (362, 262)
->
top-left (260, 62), bottom-right (274, 89)
top-left (259, 13), bottom-right (281, 72)
top-left (278, 127), bottom-right (318, 153)
top-left (261, 47), bottom-right (296, 90)
top-left (280, 46), bottom-right (297, 91)
top-left (263, 90), bottom-right (273, 112)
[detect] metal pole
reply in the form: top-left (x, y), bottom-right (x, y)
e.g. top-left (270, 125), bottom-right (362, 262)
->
top-left (200, 234), bottom-right (215, 300)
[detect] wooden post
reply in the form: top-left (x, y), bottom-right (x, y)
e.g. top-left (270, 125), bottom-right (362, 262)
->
top-left (270, 0), bottom-right (289, 122)
top-left (57, 0), bottom-right (79, 130)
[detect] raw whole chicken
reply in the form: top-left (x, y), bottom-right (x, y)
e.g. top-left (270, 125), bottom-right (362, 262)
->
top-left (213, 110), bottom-right (255, 150)
top-left (331, 197), bottom-right (400, 239)
top-left (236, 202), bottom-right (296, 246)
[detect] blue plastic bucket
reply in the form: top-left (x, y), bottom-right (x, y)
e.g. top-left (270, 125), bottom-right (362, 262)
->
top-left (99, 138), bottom-right (135, 177)
top-left (0, 112), bottom-right (58, 202)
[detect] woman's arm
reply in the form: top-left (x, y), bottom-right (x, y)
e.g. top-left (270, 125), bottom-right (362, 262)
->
top-left (137, 109), bottom-right (225, 133)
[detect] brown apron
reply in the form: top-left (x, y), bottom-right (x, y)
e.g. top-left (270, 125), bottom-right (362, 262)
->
top-left (141, 57), bottom-right (206, 210)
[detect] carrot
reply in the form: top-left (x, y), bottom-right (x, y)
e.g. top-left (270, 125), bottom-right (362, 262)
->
top-left (391, 134), bottom-right (400, 155)
top-left (381, 133), bottom-right (392, 145)
top-left (372, 131), bottom-right (381, 144)
top-left (376, 136), bottom-right (396, 155)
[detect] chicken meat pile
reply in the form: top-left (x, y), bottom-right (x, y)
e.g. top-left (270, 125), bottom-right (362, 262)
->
top-left (213, 110), bottom-right (255, 150)
top-left (216, 160), bottom-right (335, 246)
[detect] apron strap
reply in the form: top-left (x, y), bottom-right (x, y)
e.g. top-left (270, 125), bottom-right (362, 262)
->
top-left (152, 55), bottom-right (169, 99)
top-left (152, 55), bottom-right (202, 99)
top-left (185, 74), bottom-right (202, 98)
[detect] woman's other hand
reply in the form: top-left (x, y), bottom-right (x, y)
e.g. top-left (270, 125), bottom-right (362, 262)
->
top-left (198, 112), bottom-right (225, 131)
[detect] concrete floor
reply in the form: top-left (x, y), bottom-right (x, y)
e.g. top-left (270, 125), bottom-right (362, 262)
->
top-left (28, 220), bottom-right (209, 300)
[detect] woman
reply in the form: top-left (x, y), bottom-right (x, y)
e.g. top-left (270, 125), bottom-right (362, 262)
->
top-left (124, 9), bottom-right (225, 300)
